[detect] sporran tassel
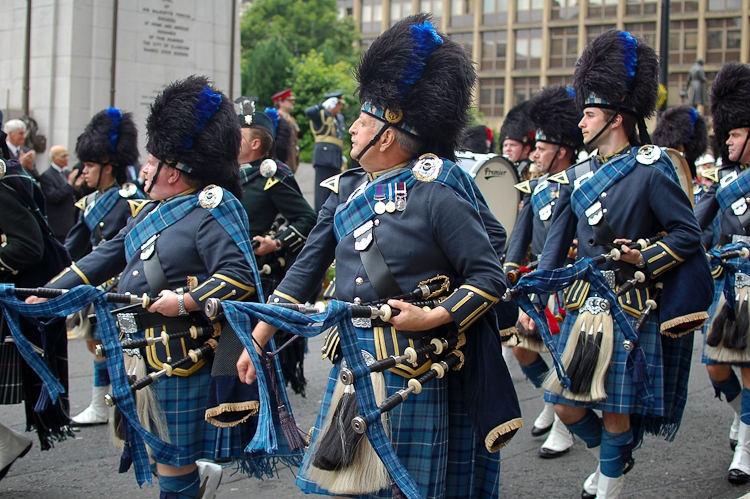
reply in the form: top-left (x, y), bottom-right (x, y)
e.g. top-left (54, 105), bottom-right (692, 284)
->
top-left (706, 294), bottom-right (729, 347)
top-left (312, 385), bottom-right (364, 470)
top-left (726, 292), bottom-right (750, 350)
top-left (705, 292), bottom-right (750, 363)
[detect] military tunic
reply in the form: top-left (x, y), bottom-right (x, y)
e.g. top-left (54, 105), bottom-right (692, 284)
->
top-left (539, 147), bottom-right (701, 417)
top-left (64, 183), bottom-right (144, 261)
top-left (305, 104), bottom-right (345, 211)
top-left (270, 159), bottom-right (510, 499)
top-left (49, 189), bottom-right (258, 465)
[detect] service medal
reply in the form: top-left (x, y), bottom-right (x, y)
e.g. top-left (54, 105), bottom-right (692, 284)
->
top-left (374, 184), bottom-right (386, 214)
top-left (199, 184), bottom-right (223, 208)
top-left (413, 153), bottom-right (442, 182)
top-left (635, 145), bottom-right (661, 165)
top-left (385, 183), bottom-right (396, 213)
top-left (260, 159), bottom-right (277, 178)
top-left (395, 182), bottom-right (407, 211)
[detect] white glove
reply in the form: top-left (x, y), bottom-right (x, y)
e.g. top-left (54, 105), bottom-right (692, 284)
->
top-left (322, 97), bottom-right (339, 110)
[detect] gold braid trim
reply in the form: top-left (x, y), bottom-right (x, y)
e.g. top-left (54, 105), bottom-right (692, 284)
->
top-left (204, 401), bottom-right (260, 428)
top-left (660, 312), bottom-right (709, 338)
top-left (485, 417), bottom-right (524, 452)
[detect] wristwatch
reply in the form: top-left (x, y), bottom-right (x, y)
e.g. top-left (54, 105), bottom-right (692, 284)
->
top-left (635, 255), bottom-right (646, 269)
top-left (177, 289), bottom-right (189, 316)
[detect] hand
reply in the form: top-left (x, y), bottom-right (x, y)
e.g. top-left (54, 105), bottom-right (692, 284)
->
top-left (67, 169), bottom-right (79, 184)
top-left (73, 174), bottom-right (86, 188)
top-left (613, 238), bottom-right (642, 265)
top-left (19, 150), bottom-right (35, 170)
top-left (519, 311), bottom-right (536, 332)
top-left (148, 290), bottom-right (179, 316)
top-left (25, 295), bottom-right (49, 304)
top-left (386, 300), bottom-right (452, 331)
top-left (237, 349), bottom-right (258, 384)
top-left (253, 236), bottom-right (277, 256)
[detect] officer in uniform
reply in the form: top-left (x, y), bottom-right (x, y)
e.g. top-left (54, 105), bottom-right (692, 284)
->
top-left (500, 101), bottom-right (535, 181)
top-left (237, 108), bottom-right (317, 394)
top-left (305, 91), bottom-right (345, 211)
top-left (63, 108), bottom-right (144, 426)
top-left (504, 85), bottom-right (583, 458)
top-left (237, 14), bottom-right (521, 499)
top-left (519, 30), bottom-right (703, 498)
top-left (693, 62), bottom-right (750, 485)
top-left (30, 76), bottom-right (261, 499)
top-left (271, 88), bottom-right (300, 172)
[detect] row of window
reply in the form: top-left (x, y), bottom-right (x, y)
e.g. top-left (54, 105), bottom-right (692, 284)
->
top-left (349, 0), bottom-right (744, 31)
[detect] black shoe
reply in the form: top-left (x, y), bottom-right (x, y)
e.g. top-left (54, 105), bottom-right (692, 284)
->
top-left (581, 489), bottom-right (595, 499)
top-left (728, 468), bottom-right (750, 484)
top-left (539, 447), bottom-right (570, 459)
top-left (531, 424), bottom-right (553, 437)
top-left (731, 439), bottom-right (738, 451)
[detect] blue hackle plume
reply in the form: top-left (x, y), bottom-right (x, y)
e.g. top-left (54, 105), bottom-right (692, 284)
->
top-left (566, 86), bottom-right (576, 99)
top-left (688, 107), bottom-right (699, 132)
top-left (106, 107), bottom-right (122, 153)
top-left (265, 107), bottom-right (280, 135)
top-left (398, 21), bottom-right (443, 98)
top-left (182, 86), bottom-right (223, 151)
top-left (618, 31), bottom-right (638, 88)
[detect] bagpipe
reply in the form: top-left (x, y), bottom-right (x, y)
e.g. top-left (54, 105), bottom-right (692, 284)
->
top-left (705, 243), bottom-right (750, 363)
top-left (251, 217), bottom-right (288, 276)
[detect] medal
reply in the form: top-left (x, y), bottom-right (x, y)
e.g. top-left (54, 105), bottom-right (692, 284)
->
top-left (374, 184), bottom-right (386, 214)
top-left (385, 183), bottom-right (396, 213)
top-left (395, 182), bottom-right (407, 211)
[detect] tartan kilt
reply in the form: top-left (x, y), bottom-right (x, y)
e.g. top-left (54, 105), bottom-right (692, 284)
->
top-left (0, 339), bottom-right (24, 405)
top-left (296, 329), bottom-right (499, 499)
top-left (544, 306), bottom-right (665, 418)
top-left (701, 265), bottom-right (750, 367)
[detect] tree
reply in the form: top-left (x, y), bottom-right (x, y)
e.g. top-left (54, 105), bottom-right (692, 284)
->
top-left (241, 37), bottom-right (294, 109)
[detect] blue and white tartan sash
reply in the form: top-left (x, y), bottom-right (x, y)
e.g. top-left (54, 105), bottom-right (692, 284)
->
top-left (716, 168), bottom-right (750, 214)
top-left (530, 178), bottom-right (554, 218)
top-left (707, 242), bottom-right (750, 313)
top-left (219, 299), bottom-right (421, 499)
top-left (570, 148), bottom-right (679, 219)
top-left (511, 257), bottom-right (652, 405)
top-left (0, 284), bottom-right (181, 486)
top-left (82, 187), bottom-right (121, 232)
top-left (333, 160), bottom-right (479, 242)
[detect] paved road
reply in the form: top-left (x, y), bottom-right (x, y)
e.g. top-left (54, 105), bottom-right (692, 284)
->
top-left (2, 164), bottom-right (750, 498)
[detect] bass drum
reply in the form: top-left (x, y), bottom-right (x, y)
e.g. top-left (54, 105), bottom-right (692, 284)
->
top-left (663, 147), bottom-right (695, 207)
top-left (456, 152), bottom-right (520, 249)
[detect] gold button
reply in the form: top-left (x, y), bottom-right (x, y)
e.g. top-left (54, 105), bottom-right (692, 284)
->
top-left (355, 277), bottom-right (364, 285)
top-left (131, 270), bottom-right (139, 277)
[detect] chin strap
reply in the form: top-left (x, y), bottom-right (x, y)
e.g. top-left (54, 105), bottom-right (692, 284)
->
top-left (737, 133), bottom-right (750, 165)
top-left (586, 111), bottom-right (620, 150)
top-left (146, 161), bottom-right (164, 195)
top-left (352, 123), bottom-right (391, 163)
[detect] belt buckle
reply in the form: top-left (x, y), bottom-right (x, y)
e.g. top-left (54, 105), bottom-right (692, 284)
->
top-left (581, 296), bottom-right (611, 316)
top-left (585, 201), bottom-right (603, 226)
top-left (736, 272), bottom-right (750, 290)
top-left (599, 270), bottom-right (616, 290)
top-left (117, 313), bottom-right (139, 334)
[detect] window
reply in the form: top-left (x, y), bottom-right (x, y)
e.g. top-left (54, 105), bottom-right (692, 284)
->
top-left (707, 18), bottom-right (742, 65)
top-left (708, 0), bottom-right (743, 11)
top-left (513, 76), bottom-right (540, 105)
top-left (551, 0), bottom-right (579, 21)
top-left (419, 0), bottom-right (443, 25)
top-left (451, 0), bottom-right (475, 27)
top-left (623, 22), bottom-right (656, 49)
top-left (587, 24), bottom-right (616, 44)
top-left (670, 0), bottom-right (699, 14)
top-left (479, 77), bottom-right (505, 117)
top-left (625, 0), bottom-right (657, 17)
top-left (547, 75), bottom-right (574, 86)
top-left (669, 20), bottom-right (698, 66)
top-left (391, 0), bottom-right (413, 26)
top-left (587, 0), bottom-right (617, 19)
top-left (516, 0), bottom-right (543, 23)
top-left (481, 30), bottom-right (508, 71)
top-left (483, 0), bottom-right (508, 26)
top-left (337, 0), bottom-right (354, 18)
top-left (549, 27), bottom-right (578, 68)
top-left (667, 73), bottom-right (690, 107)
top-left (514, 28), bottom-right (542, 70)
top-left (451, 32), bottom-right (474, 58)
top-left (361, 0), bottom-right (383, 33)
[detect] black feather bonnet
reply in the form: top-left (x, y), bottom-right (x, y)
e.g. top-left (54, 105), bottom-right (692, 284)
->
top-left (527, 85), bottom-right (583, 151)
top-left (76, 107), bottom-right (139, 169)
top-left (651, 105), bottom-right (707, 174)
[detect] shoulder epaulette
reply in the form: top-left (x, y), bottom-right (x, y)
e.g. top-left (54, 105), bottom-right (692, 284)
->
top-left (74, 196), bottom-right (87, 211)
top-left (548, 170), bottom-right (569, 184)
top-left (118, 182), bottom-right (138, 198)
top-left (702, 167), bottom-right (720, 183)
top-left (128, 199), bottom-right (152, 218)
top-left (320, 173), bottom-right (342, 193)
top-left (514, 180), bottom-right (532, 194)
top-left (264, 177), bottom-right (280, 191)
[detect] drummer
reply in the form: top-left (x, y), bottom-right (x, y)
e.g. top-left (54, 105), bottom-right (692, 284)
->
top-left (503, 85), bottom-right (584, 458)
top-left (500, 101), bottom-right (535, 181)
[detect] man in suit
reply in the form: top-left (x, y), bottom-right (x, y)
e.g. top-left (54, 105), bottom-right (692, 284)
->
top-left (39, 145), bottom-right (84, 243)
top-left (3, 120), bottom-right (37, 180)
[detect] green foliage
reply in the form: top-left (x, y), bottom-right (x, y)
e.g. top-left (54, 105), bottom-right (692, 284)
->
top-left (241, 38), bottom-right (294, 109)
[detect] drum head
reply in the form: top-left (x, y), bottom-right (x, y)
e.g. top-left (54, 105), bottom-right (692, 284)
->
top-left (457, 153), bottom-right (520, 248)
top-left (663, 148), bottom-right (694, 207)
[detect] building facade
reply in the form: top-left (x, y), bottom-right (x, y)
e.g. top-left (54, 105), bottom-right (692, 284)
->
top-left (338, 0), bottom-right (750, 128)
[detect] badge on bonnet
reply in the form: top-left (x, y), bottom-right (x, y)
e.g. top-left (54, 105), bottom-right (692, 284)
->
top-left (199, 184), bottom-right (223, 209)
top-left (412, 153), bottom-right (442, 182)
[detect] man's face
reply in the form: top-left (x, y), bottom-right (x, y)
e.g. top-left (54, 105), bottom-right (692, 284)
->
top-left (52, 148), bottom-right (69, 168)
top-left (579, 107), bottom-right (609, 145)
top-left (7, 129), bottom-right (26, 147)
top-left (503, 139), bottom-right (528, 163)
top-left (349, 112), bottom-right (380, 169)
top-left (278, 98), bottom-right (295, 114)
top-left (82, 162), bottom-right (103, 188)
top-left (531, 142), bottom-right (559, 174)
top-left (238, 128), bottom-right (256, 163)
top-left (727, 128), bottom-right (750, 164)
top-left (142, 155), bottom-right (170, 200)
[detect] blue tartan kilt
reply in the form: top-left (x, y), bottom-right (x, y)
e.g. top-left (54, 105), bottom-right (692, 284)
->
top-left (702, 264), bottom-right (750, 368)
top-left (296, 329), bottom-right (500, 499)
top-left (544, 307), bottom-right (665, 417)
